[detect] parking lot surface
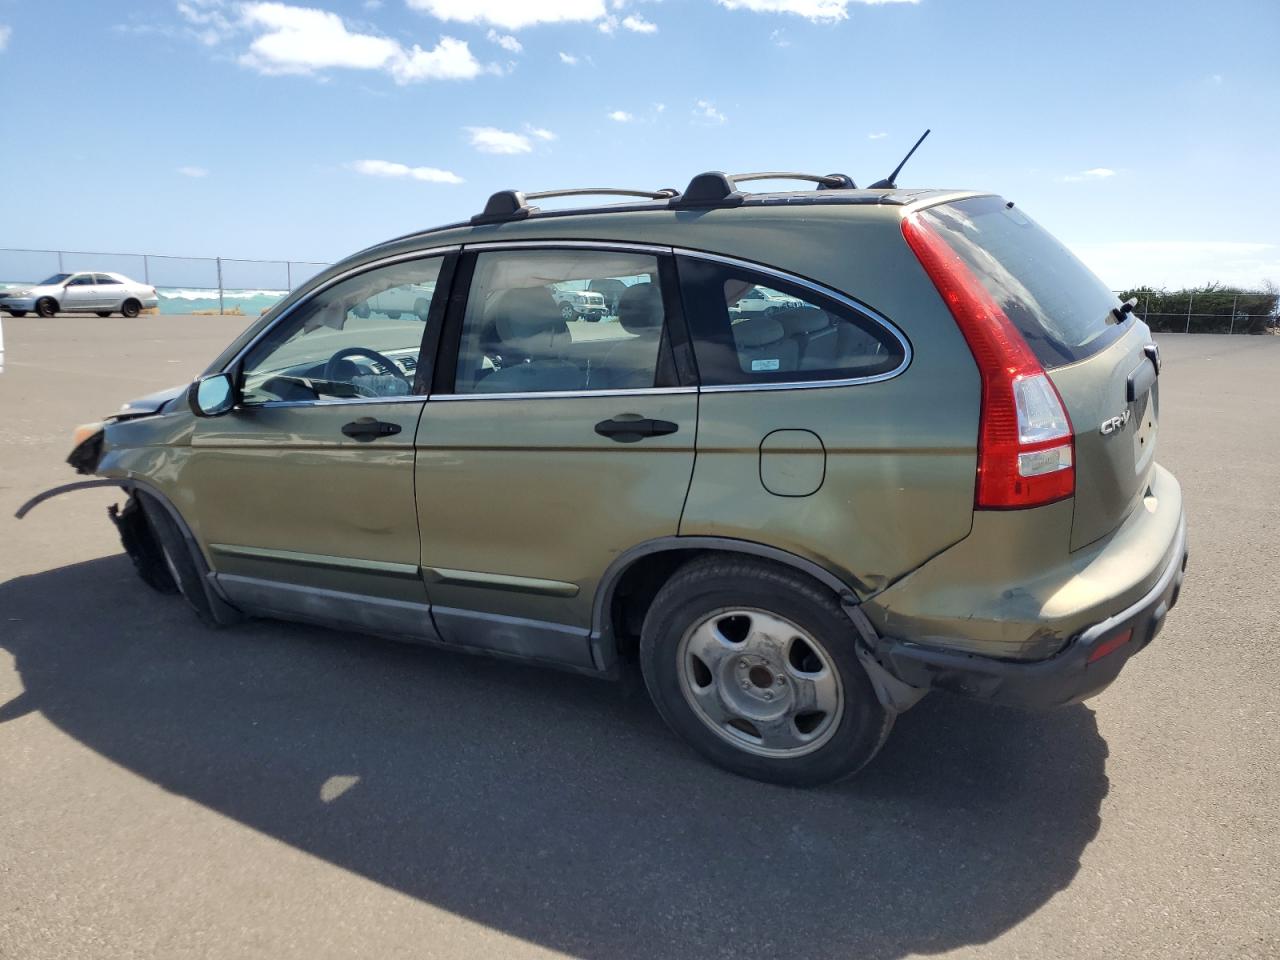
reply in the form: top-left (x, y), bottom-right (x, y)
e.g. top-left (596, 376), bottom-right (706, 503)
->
top-left (1, 316), bottom-right (1277, 960)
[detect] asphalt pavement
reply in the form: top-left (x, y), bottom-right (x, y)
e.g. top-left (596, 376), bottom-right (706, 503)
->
top-left (1, 315), bottom-right (1277, 959)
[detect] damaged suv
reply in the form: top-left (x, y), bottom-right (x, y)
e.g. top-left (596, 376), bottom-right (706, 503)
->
top-left (20, 170), bottom-right (1188, 786)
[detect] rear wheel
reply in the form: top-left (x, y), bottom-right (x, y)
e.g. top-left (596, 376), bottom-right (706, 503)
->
top-left (560, 303), bottom-right (575, 321)
top-left (640, 557), bottom-right (892, 786)
top-left (36, 297), bottom-right (57, 318)
top-left (121, 298), bottom-right (141, 318)
top-left (96, 310), bottom-right (112, 317)
top-left (7, 309), bottom-right (27, 317)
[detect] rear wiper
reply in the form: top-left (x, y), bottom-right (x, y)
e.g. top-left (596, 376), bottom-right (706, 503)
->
top-left (1110, 298), bottom-right (1138, 324)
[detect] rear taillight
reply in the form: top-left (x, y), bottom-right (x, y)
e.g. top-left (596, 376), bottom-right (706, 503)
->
top-left (902, 212), bottom-right (1075, 509)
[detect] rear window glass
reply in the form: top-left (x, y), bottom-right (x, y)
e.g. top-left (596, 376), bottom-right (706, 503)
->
top-left (921, 196), bottom-right (1126, 367)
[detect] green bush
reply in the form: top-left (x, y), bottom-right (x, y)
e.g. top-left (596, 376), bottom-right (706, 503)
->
top-left (1118, 283), bottom-right (1279, 334)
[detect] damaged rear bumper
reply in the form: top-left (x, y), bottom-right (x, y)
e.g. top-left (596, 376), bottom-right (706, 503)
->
top-left (872, 511), bottom-right (1188, 709)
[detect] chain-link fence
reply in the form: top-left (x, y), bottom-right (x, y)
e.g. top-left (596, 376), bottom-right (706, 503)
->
top-left (1114, 289), bottom-right (1277, 335)
top-left (0, 248), bottom-right (332, 316)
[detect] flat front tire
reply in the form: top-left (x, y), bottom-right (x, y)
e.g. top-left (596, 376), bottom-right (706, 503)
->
top-left (640, 557), bottom-right (892, 786)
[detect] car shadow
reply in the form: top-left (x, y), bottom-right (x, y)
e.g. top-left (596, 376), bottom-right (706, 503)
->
top-left (0, 556), bottom-right (1109, 960)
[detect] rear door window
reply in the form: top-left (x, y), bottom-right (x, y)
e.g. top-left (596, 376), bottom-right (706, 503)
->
top-left (919, 196), bottom-right (1127, 368)
top-left (449, 249), bottom-right (673, 395)
top-left (676, 256), bottom-right (907, 386)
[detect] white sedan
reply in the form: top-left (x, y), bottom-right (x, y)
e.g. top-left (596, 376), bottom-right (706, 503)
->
top-left (0, 272), bottom-right (160, 318)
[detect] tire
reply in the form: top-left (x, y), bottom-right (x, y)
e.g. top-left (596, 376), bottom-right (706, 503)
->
top-left (413, 297), bottom-right (430, 321)
top-left (36, 297), bottom-right (57, 318)
top-left (96, 311), bottom-right (112, 318)
top-left (353, 304), bottom-right (371, 319)
top-left (7, 309), bottom-right (27, 317)
top-left (640, 557), bottom-right (892, 786)
top-left (386, 311), bottom-right (402, 319)
top-left (121, 298), bottom-right (141, 318)
top-left (561, 303), bottom-right (575, 321)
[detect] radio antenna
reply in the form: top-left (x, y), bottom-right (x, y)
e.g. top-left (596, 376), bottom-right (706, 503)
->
top-left (868, 129), bottom-right (931, 189)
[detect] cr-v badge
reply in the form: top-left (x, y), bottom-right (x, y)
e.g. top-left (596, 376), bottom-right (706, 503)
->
top-left (1100, 409), bottom-right (1132, 436)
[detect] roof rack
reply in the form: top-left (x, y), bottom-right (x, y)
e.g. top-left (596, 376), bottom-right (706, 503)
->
top-left (670, 170), bottom-right (856, 209)
top-left (473, 186), bottom-right (680, 224)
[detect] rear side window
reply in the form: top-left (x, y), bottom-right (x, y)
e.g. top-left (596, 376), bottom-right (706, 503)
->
top-left (677, 256), bottom-right (906, 386)
top-left (96, 274), bottom-right (122, 285)
top-left (450, 249), bottom-right (672, 395)
top-left (919, 197), bottom-right (1126, 368)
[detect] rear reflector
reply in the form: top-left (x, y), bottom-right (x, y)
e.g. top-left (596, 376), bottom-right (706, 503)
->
top-left (902, 213), bottom-right (1076, 509)
top-left (1087, 628), bottom-right (1134, 664)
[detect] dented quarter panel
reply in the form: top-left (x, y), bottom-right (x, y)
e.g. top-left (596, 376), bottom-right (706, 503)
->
top-left (861, 463), bottom-right (1184, 659)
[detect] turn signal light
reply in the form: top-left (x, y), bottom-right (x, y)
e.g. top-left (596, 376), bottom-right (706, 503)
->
top-left (1087, 628), bottom-right (1134, 664)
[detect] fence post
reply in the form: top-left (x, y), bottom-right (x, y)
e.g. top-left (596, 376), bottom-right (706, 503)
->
top-left (1229, 293), bottom-right (1239, 335)
top-left (57, 251), bottom-right (64, 272)
top-left (1185, 291), bottom-right (1194, 334)
top-left (286, 261), bottom-right (292, 290)
top-left (215, 257), bottom-right (225, 317)
top-left (143, 255), bottom-right (150, 285)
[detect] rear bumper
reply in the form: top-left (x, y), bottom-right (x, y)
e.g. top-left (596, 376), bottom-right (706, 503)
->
top-left (874, 510), bottom-right (1187, 708)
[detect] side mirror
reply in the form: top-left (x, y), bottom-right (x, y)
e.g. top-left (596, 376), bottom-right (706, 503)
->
top-left (188, 373), bottom-right (237, 418)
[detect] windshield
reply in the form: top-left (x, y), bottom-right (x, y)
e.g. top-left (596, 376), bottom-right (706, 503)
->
top-left (38, 273), bottom-right (72, 286)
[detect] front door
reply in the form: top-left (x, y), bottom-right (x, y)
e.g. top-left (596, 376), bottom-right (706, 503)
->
top-left (61, 273), bottom-right (97, 310)
top-left (415, 246), bottom-right (697, 669)
top-left (181, 252), bottom-right (453, 638)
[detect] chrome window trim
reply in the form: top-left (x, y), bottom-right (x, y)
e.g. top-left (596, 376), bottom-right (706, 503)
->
top-left (431, 386), bottom-right (696, 402)
top-left (221, 244), bottom-right (459, 377)
top-left (671, 247), bottom-right (913, 393)
top-left (252, 395), bottom-right (427, 410)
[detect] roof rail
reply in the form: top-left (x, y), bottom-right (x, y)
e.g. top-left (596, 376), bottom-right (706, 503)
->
top-left (670, 170), bottom-right (856, 209)
top-left (473, 186), bottom-right (680, 224)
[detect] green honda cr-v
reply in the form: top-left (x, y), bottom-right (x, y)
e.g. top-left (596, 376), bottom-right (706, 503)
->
top-left (21, 170), bottom-right (1188, 786)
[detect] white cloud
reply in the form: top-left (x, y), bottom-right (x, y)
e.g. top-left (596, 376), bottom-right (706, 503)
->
top-left (486, 28), bottom-right (522, 52)
top-left (237, 3), bottom-right (481, 82)
top-left (769, 28), bottom-right (790, 46)
top-left (621, 14), bottom-right (657, 32)
top-left (1061, 167), bottom-right (1117, 182)
top-left (693, 99), bottom-right (727, 125)
top-left (0, 24), bottom-right (11, 51)
top-left (350, 159), bottom-right (463, 184)
top-left (176, 0), bottom-right (235, 45)
top-left (177, 165), bottom-right (209, 177)
top-left (608, 110), bottom-right (633, 122)
top-left (558, 51), bottom-right (579, 64)
top-left (363, 0), bottom-right (382, 8)
top-left (715, 0), bottom-right (917, 22)
top-left (868, 131), bottom-right (887, 139)
top-left (1069, 240), bottom-right (1280, 290)
top-left (406, 0), bottom-right (607, 31)
top-left (654, 102), bottom-right (666, 113)
top-left (525, 124), bottom-right (556, 141)
top-left (466, 126), bottom-right (532, 154)
top-left (389, 36), bottom-right (483, 81)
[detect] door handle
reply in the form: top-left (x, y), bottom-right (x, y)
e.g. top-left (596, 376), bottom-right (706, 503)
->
top-left (341, 417), bottom-right (402, 442)
top-left (594, 415), bottom-right (679, 443)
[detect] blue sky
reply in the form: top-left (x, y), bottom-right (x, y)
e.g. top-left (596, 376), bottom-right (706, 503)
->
top-left (1, 0), bottom-right (1277, 289)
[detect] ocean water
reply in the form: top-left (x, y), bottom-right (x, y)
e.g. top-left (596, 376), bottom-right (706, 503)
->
top-left (0, 282), bottom-right (288, 316)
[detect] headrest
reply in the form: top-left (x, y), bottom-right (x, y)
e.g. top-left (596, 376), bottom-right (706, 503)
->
top-left (732, 316), bottom-right (786, 348)
top-left (618, 283), bottom-right (663, 333)
top-left (488, 287), bottom-right (566, 342)
top-left (774, 305), bottom-right (830, 336)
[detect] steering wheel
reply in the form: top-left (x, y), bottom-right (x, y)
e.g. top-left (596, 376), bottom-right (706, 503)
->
top-left (323, 347), bottom-right (411, 393)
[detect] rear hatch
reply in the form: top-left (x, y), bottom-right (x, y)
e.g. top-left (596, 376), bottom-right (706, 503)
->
top-left (919, 196), bottom-right (1160, 550)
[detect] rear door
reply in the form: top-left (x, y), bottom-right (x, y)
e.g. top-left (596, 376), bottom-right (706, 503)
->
top-left (415, 244), bottom-right (697, 669)
top-left (95, 274), bottom-right (124, 309)
top-left (919, 197), bottom-right (1159, 549)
